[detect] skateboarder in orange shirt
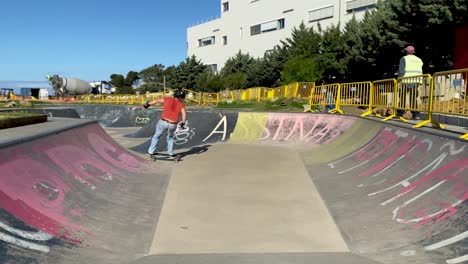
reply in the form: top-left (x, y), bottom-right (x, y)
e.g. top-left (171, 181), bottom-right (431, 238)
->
top-left (143, 89), bottom-right (187, 158)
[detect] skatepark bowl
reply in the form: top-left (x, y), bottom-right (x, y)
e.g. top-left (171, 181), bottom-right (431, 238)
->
top-left (0, 105), bottom-right (466, 264)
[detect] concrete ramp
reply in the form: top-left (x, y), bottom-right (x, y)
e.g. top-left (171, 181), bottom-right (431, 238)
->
top-left (0, 110), bottom-right (466, 264)
top-left (0, 120), bottom-right (170, 264)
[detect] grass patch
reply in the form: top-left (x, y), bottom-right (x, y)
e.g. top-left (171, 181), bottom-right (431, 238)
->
top-left (217, 97), bottom-right (312, 112)
top-left (0, 112), bottom-right (48, 129)
top-left (0, 100), bottom-right (48, 108)
top-left (0, 111), bottom-right (38, 120)
top-left (217, 100), bottom-right (261, 109)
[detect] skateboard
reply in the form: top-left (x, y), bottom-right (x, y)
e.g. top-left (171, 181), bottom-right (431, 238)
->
top-left (149, 153), bottom-right (181, 163)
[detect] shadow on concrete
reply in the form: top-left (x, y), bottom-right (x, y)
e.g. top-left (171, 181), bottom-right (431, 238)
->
top-left (152, 145), bottom-right (212, 161)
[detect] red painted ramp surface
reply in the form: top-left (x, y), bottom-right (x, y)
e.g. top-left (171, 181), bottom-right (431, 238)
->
top-left (0, 112), bottom-right (467, 264)
top-left (0, 122), bottom-right (169, 264)
top-left (299, 119), bottom-right (467, 264)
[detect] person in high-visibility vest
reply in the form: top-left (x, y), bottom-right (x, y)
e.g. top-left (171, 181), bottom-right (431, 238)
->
top-left (397, 45), bottom-right (423, 120)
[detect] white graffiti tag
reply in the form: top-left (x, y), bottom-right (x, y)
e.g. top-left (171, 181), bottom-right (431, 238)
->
top-left (135, 117), bottom-right (150, 124)
top-left (174, 128), bottom-right (196, 145)
top-left (0, 220), bottom-right (53, 253)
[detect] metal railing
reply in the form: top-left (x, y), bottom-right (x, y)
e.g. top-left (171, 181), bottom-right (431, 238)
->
top-left (304, 84), bottom-right (340, 113)
top-left (202, 93), bottom-right (219, 105)
top-left (51, 67), bottom-right (468, 139)
top-left (337, 81), bottom-right (372, 114)
top-left (366, 79), bottom-right (397, 118)
top-left (432, 69), bottom-right (467, 116)
top-left (184, 89), bottom-right (202, 105)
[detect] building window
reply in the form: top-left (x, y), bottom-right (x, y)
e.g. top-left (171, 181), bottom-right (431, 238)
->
top-left (250, 18), bottom-right (285, 36)
top-left (198, 36), bottom-right (215, 47)
top-left (264, 49), bottom-right (274, 56)
top-left (278, 18), bottom-right (285, 29)
top-left (346, 0), bottom-right (378, 13)
top-left (308, 6), bottom-right (334, 22)
top-left (209, 64), bottom-right (218, 74)
top-left (223, 36), bottom-right (227, 45)
top-left (223, 2), bottom-right (229, 12)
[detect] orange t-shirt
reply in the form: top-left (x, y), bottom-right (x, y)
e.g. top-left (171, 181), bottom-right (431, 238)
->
top-left (161, 97), bottom-right (183, 122)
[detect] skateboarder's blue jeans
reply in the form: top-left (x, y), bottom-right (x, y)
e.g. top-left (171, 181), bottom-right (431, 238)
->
top-left (148, 119), bottom-right (177, 156)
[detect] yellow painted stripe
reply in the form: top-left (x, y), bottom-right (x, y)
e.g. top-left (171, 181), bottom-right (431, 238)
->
top-left (230, 112), bottom-right (268, 144)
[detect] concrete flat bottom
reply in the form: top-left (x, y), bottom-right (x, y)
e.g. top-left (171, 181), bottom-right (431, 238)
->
top-left (133, 253), bottom-right (381, 264)
top-left (151, 144), bottom-right (348, 254)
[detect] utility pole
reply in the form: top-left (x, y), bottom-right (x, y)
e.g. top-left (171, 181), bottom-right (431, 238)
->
top-left (163, 75), bottom-right (166, 93)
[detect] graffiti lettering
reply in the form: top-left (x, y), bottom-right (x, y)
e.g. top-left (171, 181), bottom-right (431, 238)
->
top-left (371, 153), bottom-right (446, 200)
top-left (327, 127), bottom-right (467, 264)
top-left (203, 115), bottom-right (228, 142)
top-left (0, 221), bottom-right (54, 241)
top-left (357, 136), bottom-right (429, 179)
top-left (37, 144), bottom-right (120, 190)
top-left (0, 122), bottom-right (160, 257)
top-left (378, 142), bottom-right (465, 205)
top-left (135, 117), bottom-right (150, 124)
top-left (355, 129), bottom-right (408, 162)
top-left (33, 182), bottom-right (59, 201)
top-left (261, 114), bottom-right (354, 144)
top-left (0, 153), bottom-right (80, 242)
top-left (0, 219), bottom-right (54, 252)
top-left (328, 128), bottom-right (394, 169)
top-left (425, 230), bottom-right (468, 251)
top-left (174, 128), bottom-right (196, 145)
top-left (391, 159), bottom-right (468, 226)
top-left (0, 230), bottom-right (51, 253)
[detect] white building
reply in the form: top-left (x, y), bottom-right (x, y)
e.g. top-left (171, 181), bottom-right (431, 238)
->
top-left (187, 0), bottom-right (379, 72)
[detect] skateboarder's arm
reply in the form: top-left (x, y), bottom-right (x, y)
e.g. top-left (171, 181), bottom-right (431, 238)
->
top-left (181, 107), bottom-right (187, 124)
top-left (148, 98), bottom-right (164, 105)
top-left (143, 98), bottom-right (164, 109)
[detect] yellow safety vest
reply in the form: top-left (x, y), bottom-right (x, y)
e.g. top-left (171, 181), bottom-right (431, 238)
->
top-left (401, 55), bottom-right (424, 84)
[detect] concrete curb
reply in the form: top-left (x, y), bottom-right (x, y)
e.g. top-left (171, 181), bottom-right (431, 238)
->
top-left (0, 118), bottom-right (96, 149)
top-left (0, 114), bottom-right (48, 130)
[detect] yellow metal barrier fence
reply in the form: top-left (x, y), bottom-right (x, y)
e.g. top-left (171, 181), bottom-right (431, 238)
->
top-left (297, 82), bottom-right (315, 98)
top-left (241, 87), bottom-right (262, 101)
top-left (66, 69), bottom-right (468, 139)
top-left (432, 69), bottom-right (468, 116)
top-left (270, 83), bottom-right (300, 98)
top-left (366, 79), bottom-right (397, 118)
top-left (145, 93), bottom-right (165, 103)
top-left (230, 90), bottom-right (244, 101)
top-left (272, 85), bottom-right (287, 98)
top-left (202, 92), bottom-right (219, 105)
top-left (304, 84), bottom-right (340, 113)
top-left (79, 93), bottom-right (166, 105)
top-left (219, 90), bottom-right (232, 101)
top-left (337, 81), bottom-right (372, 114)
top-left (184, 89), bottom-right (202, 105)
top-left (432, 69), bottom-right (468, 139)
top-left (285, 83), bottom-right (298, 98)
top-left (257, 87), bottom-right (273, 102)
top-left (388, 74), bottom-right (444, 129)
top-left (240, 89), bottom-right (250, 101)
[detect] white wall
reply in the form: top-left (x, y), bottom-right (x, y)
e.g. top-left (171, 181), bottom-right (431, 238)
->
top-left (187, 0), bottom-right (376, 71)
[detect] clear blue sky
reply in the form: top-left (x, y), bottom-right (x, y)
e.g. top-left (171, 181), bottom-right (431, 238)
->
top-left (0, 0), bottom-right (220, 87)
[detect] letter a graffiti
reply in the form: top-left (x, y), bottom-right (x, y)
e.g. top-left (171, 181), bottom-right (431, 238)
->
top-left (203, 116), bottom-right (228, 142)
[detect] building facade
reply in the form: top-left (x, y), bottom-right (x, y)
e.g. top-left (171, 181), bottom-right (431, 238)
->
top-left (187, 0), bottom-right (379, 72)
